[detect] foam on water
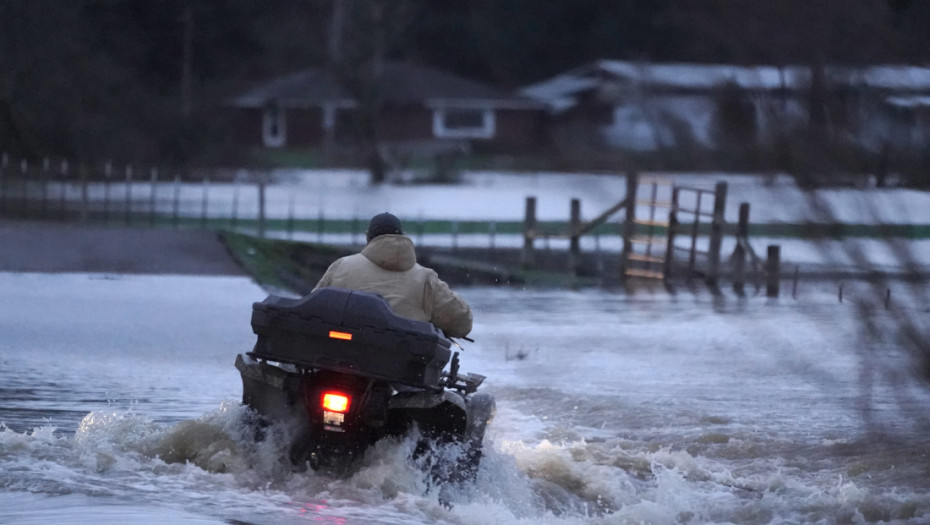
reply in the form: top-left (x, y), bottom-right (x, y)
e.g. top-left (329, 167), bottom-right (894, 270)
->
top-left (3, 398), bottom-right (930, 524)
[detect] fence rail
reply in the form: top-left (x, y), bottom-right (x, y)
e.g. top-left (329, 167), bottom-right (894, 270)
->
top-left (0, 153), bottom-right (792, 294)
top-left (0, 154), bottom-right (632, 254)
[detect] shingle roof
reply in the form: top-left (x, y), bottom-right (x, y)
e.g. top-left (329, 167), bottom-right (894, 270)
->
top-left (231, 61), bottom-right (540, 109)
top-left (233, 69), bottom-right (342, 107)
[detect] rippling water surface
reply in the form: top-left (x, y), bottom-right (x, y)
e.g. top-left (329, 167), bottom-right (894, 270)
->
top-left (1, 272), bottom-right (929, 524)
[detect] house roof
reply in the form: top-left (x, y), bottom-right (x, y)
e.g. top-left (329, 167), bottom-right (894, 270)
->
top-left (231, 61), bottom-right (542, 110)
top-left (886, 95), bottom-right (930, 109)
top-left (522, 60), bottom-right (930, 114)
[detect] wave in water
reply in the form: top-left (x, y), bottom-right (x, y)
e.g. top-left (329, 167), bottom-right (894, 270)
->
top-left (2, 401), bottom-right (928, 524)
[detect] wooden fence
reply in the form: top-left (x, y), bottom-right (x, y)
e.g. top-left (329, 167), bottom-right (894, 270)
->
top-left (2, 153), bottom-right (780, 293)
top-left (0, 153), bottom-right (619, 253)
top-left (521, 171), bottom-right (772, 293)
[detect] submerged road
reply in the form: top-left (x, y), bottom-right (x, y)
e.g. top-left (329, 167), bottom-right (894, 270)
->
top-left (0, 220), bottom-right (245, 275)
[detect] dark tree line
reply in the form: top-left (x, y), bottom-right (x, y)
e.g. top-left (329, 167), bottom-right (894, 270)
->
top-left (2, 0), bottom-right (929, 166)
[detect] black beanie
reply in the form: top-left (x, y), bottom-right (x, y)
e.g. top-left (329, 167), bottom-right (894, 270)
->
top-left (366, 212), bottom-right (404, 241)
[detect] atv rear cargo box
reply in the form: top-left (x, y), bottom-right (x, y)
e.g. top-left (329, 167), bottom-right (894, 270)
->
top-left (250, 287), bottom-right (452, 388)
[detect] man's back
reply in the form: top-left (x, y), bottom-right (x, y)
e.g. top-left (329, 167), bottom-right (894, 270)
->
top-left (314, 231), bottom-right (472, 338)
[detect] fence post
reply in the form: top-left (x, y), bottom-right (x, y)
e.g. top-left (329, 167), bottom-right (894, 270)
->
top-left (416, 216), bottom-right (423, 245)
top-left (687, 191), bottom-right (702, 275)
top-left (231, 180), bottom-right (240, 230)
top-left (0, 152), bottom-right (5, 215)
top-left (664, 186), bottom-right (679, 279)
top-left (40, 158), bottom-right (48, 217)
top-left (19, 159), bottom-right (28, 217)
top-left (201, 176), bottom-right (209, 230)
top-left (257, 179), bottom-right (266, 238)
top-left (736, 202), bottom-right (749, 239)
top-left (0, 153), bottom-right (7, 214)
top-left (620, 171), bottom-right (639, 282)
top-left (104, 161), bottom-right (112, 224)
top-left (733, 202), bottom-right (750, 294)
top-left (706, 181), bottom-right (728, 286)
top-left (766, 244), bottom-right (781, 297)
top-left (522, 196), bottom-right (537, 269)
top-left (80, 163), bottom-right (89, 222)
top-left (149, 167), bottom-right (158, 227)
top-left (58, 159), bottom-right (68, 219)
top-left (287, 193), bottom-right (295, 240)
top-left (125, 164), bottom-right (133, 226)
top-left (569, 198), bottom-right (581, 275)
top-left (172, 174), bottom-right (181, 228)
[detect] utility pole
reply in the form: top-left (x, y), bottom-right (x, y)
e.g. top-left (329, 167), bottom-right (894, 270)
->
top-left (324, 0), bottom-right (347, 165)
top-left (328, 0), bottom-right (346, 63)
top-left (181, 5), bottom-right (193, 118)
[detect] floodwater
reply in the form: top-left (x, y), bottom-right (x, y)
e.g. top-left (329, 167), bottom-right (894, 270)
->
top-left (1, 272), bottom-right (929, 524)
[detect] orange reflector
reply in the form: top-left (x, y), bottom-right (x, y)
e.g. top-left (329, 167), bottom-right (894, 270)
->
top-left (328, 330), bottom-right (353, 341)
top-left (322, 392), bottom-right (350, 413)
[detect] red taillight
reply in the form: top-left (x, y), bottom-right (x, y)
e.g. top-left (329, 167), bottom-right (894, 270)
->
top-left (321, 392), bottom-right (350, 413)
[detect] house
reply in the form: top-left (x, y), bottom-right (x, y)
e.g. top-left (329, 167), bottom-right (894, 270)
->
top-left (521, 60), bottom-right (930, 154)
top-left (227, 61), bottom-right (546, 158)
top-left (883, 95), bottom-right (930, 149)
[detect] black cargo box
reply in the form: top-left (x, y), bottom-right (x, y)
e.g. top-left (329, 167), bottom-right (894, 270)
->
top-left (250, 287), bottom-right (452, 388)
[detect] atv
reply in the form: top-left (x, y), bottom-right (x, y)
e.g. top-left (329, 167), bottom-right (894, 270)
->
top-left (235, 287), bottom-right (494, 479)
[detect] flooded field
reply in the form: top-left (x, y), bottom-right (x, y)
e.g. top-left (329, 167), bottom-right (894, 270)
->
top-left (1, 272), bottom-right (929, 524)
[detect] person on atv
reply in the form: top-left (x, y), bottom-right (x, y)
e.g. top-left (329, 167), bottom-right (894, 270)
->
top-left (313, 212), bottom-right (473, 339)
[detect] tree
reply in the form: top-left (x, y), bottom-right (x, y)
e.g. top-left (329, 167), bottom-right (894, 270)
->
top-left (711, 82), bottom-right (758, 149)
top-left (654, 0), bottom-right (896, 66)
top-left (327, 0), bottom-right (418, 184)
top-left (0, 1), bottom-right (104, 159)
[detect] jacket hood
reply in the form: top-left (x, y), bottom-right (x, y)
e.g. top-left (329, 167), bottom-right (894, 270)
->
top-left (360, 234), bottom-right (417, 272)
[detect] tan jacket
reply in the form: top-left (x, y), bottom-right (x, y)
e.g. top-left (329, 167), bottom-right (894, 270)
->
top-left (313, 235), bottom-right (473, 338)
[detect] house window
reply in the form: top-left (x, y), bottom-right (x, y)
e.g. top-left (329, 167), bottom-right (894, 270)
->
top-left (262, 104), bottom-right (287, 148)
top-left (433, 108), bottom-right (495, 139)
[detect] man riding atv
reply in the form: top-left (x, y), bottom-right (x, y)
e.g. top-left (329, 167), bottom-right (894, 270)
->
top-left (236, 213), bottom-right (491, 480)
top-left (313, 212), bottom-right (473, 339)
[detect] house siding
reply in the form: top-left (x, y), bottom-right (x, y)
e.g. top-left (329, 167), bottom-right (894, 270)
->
top-left (379, 106), bottom-right (433, 141)
top-left (493, 109), bottom-right (548, 152)
top-left (286, 108), bottom-right (325, 146)
top-left (229, 107), bottom-right (324, 148)
top-left (230, 108), bottom-right (263, 146)
top-left (228, 105), bottom-right (549, 152)
top-left (229, 99), bottom-right (545, 152)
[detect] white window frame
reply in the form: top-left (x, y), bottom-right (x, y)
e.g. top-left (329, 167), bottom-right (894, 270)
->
top-left (432, 107), bottom-right (496, 139)
top-left (262, 104), bottom-right (287, 148)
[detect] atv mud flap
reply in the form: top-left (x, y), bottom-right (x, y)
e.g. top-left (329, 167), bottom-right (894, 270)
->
top-left (235, 354), bottom-right (307, 425)
top-left (385, 390), bottom-right (465, 440)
